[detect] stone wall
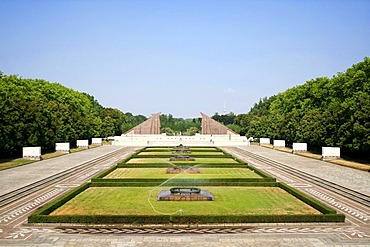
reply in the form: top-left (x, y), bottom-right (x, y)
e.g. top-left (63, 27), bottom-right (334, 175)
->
top-left (113, 134), bottom-right (249, 147)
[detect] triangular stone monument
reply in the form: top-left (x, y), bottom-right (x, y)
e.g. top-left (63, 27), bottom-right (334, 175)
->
top-left (125, 113), bottom-right (161, 135)
top-left (201, 112), bottom-right (237, 135)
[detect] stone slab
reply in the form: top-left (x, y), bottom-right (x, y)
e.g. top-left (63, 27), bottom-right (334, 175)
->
top-left (77, 140), bottom-right (89, 148)
top-left (55, 143), bottom-right (70, 153)
top-left (293, 143), bottom-right (307, 152)
top-left (22, 147), bottom-right (41, 160)
top-left (273, 140), bottom-right (285, 147)
top-left (322, 147), bottom-right (340, 159)
top-left (92, 138), bottom-right (102, 145)
top-left (260, 138), bottom-right (270, 144)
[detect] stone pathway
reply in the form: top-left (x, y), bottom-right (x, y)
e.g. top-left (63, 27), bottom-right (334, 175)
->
top-left (236, 145), bottom-right (370, 196)
top-left (0, 145), bottom-right (123, 196)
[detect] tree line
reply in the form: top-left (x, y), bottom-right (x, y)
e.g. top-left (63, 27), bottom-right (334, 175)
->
top-left (2, 57), bottom-right (368, 159)
top-left (160, 114), bottom-right (201, 136)
top-left (234, 57), bottom-right (370, 158)
top-left (0, 72), bottom-right (146, 157)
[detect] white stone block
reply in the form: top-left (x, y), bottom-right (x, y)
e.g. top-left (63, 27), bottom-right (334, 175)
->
top-left (77, 140), bottom-right (89, 148)
top-left (260, 138), bottom-right (270, 144)
top-left (23, 147), bottom-right (41, 160)
top-left (293, 143), bottom-right (307, 152)
top-left (92, 138), bottom-right (102, 145)
top-left (273, 140), bottom-right (285, 147)
top-left (322, 147), bottom-right (340, 160)
top-left (56, 143), bottom-right (70, 153)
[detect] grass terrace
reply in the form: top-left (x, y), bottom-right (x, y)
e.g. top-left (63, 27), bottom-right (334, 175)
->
top-left (50, 186), bottom-right (320, 216)
top-left (29, 145), bottom-right (344, 225)
top-left (126, 157), bottom-right (239, 164)
top-left (103, 168), bottom-right (263, 179)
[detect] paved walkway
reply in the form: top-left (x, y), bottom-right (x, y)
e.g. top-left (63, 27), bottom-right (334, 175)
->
top-left (235, 145), bottom-right (370, 196)
top-left (0, 145), bottom-right (123, 196)
top-left (2, 231), bottom-right (370, 246)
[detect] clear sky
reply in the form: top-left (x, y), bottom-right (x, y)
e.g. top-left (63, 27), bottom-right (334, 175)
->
top-left (1, 0), bottom-right (369, 118)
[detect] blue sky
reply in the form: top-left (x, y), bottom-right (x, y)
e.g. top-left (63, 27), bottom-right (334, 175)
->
top-left (1, 0), bottom-right (369, 118)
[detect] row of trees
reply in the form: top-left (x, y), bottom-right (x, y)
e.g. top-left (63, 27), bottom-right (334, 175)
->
top-left (0, 72), bottom-right (146, 157)
top-left (158, 112), bottom-right (240, 136)
top-left (234, 57), bottom-right (370, 158)
top-left (160, 114), bottom-right (201, 136)
top-left (2, 57), bottom-right (368, 158)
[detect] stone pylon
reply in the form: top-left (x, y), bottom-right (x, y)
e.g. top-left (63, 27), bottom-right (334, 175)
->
top-left (125, 113), bottom-right (161, 135)
top-left (201, 112), bottom-right (237, 135)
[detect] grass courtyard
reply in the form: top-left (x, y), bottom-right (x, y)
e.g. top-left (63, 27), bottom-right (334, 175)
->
top-left (50, 186), bottom-right (320, 216)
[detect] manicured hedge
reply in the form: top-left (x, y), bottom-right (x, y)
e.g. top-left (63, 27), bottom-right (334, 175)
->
top-left (30, 183), bottom-right (90, 217)
top-left (117, 163), bottom-right (174, 168)
top-left (29, 213), bottom-right (344, 224)
top-left (91, 181), bottom-right (279, 187)
top-left (117, 163), bottom-right (248, 168)
top-left (278, 183), bottom-right (337, 214)
top-left (219, 148), bottom-right (247, 164)
top-left (116, 147), bottom-right (145, 164)
top-left (28, 181), bottom-right (345, 224)
top-left (248, 166), bottom-right (274, 179)
top-left (92, 177), bottom-right (277, 183)
top-left (94, 165), bottom-right (118, 179)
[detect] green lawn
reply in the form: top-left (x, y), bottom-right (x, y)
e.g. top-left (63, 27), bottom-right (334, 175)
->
top-left (104, 168), bottom-right (262, 179)
top-left (0, 159), bottom-right (35, 170)
top-left (50, 186), bottom-right (320, 216)
top-left (126, 157), bottom-right (239, 164)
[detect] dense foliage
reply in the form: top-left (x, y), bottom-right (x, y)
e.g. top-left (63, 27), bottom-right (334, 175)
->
top-left (234, 57), bottom-right (370, 157)
top-left (159, 113), bottom-right (239, 136)
top-left (0, 73), bottom-right (145, 157)
top-left (160, 114), bottom-right (201, 135)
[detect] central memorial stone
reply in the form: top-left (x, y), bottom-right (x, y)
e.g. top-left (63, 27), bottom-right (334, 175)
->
top-left (172, 150), bottom-right (192, 154)
top-left (174, 144), bottom-right (189, 150)
top-left (157, 187), bottom-right (214, 201)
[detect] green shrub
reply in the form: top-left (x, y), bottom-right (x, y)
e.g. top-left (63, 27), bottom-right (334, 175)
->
top-left (90, 181), bottom-right (278, 187)
top-left (29, 213), bottom-right (344, 224)
top-left (92, 178), bottom-right (276, 184)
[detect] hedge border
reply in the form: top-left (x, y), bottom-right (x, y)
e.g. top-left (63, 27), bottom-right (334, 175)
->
top-left (278, 182), bottom-right (337, 214)
top-left (92, 178), bottom-right (277, 184)
top-left (91, 181), bottom-right (279, 187)
top-left (117, 163), bottom-right (247, 167)
top-left (29, 213), bottom-right (344, 225)
top-left (29, 146), bottom-right (344, 224)
top-left (100, 164), bottom-right (273, 181)
top-left (28, 182), bottom-right (344, 224)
